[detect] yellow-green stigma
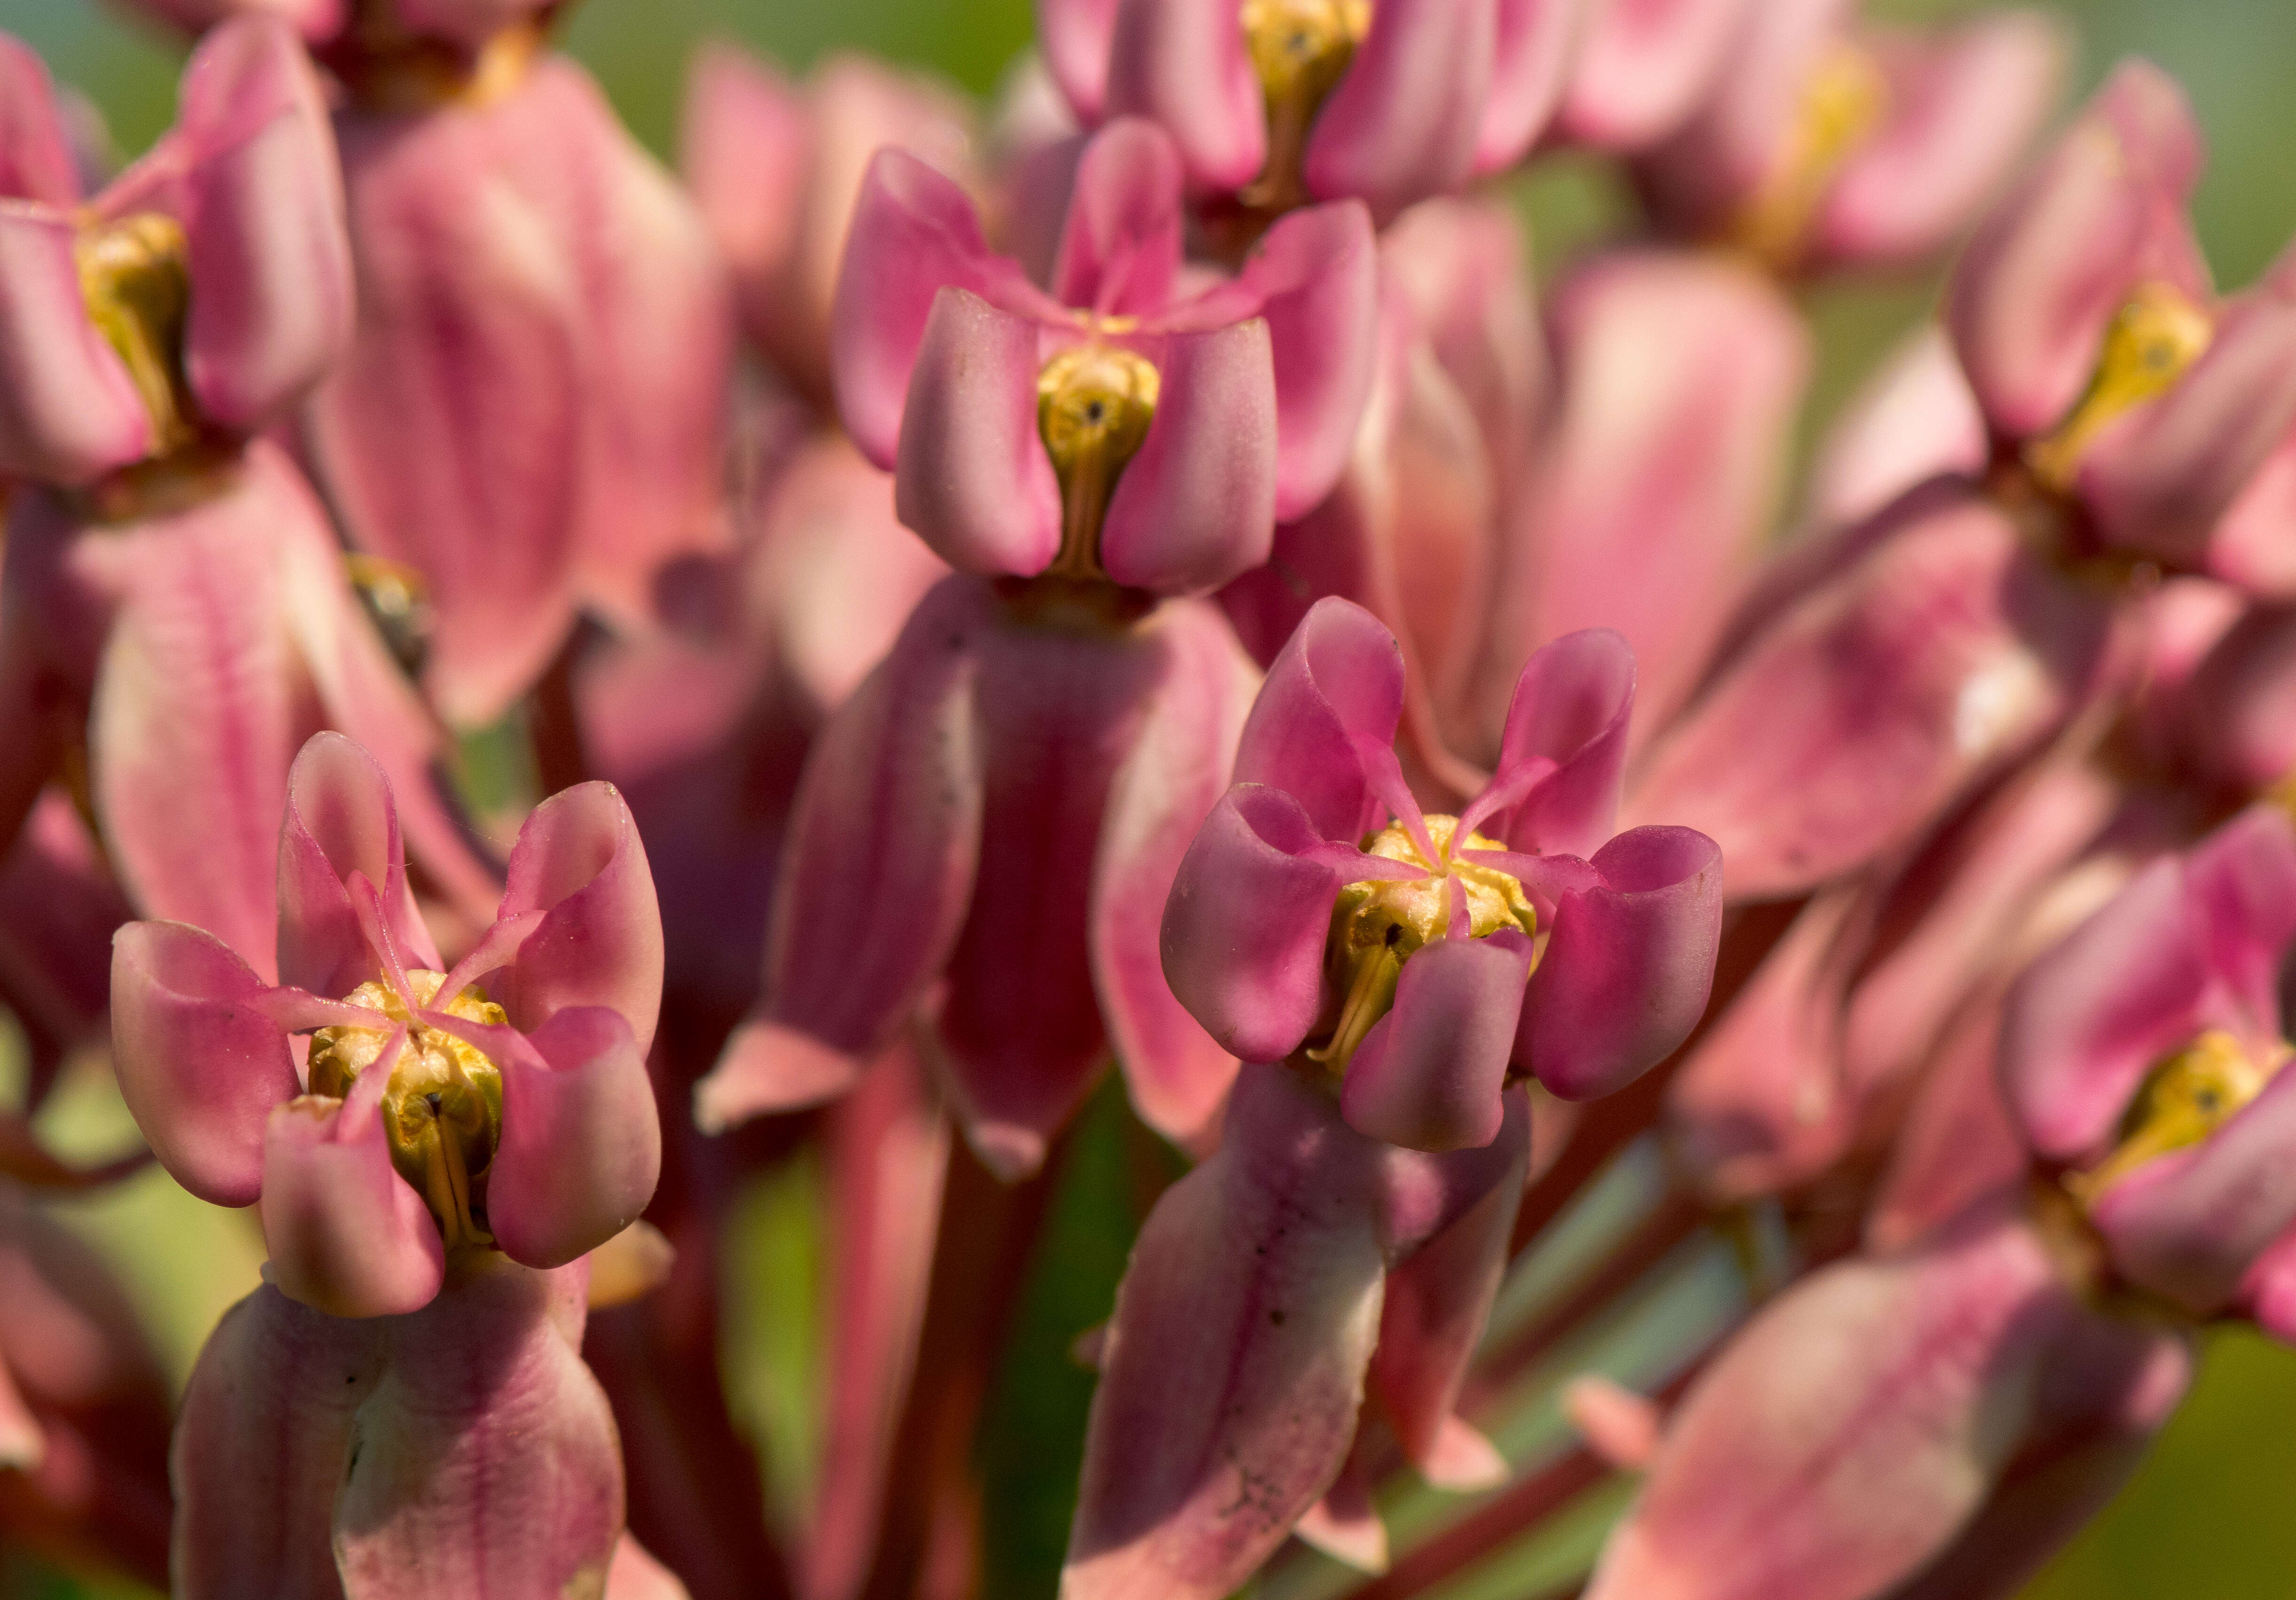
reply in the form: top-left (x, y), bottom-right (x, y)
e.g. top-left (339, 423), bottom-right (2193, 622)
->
top-left (2066, 1029), bottom-right (2287, 1206)
top-left (1730, 41), bottom-right (1889, 269)
top-left (2025, 281), bottom-right (2215, 494)
top-left (308, 971), bottom-right (508, 1253)
top-left (75, 211), bottom-right (197, 459)
top-left (1240, 0), bottom-right (1372, 213)
top-left (1037, 342), bottom-right (1161, 582)
top-left (1306, 815), bottom-right (1536, 1076)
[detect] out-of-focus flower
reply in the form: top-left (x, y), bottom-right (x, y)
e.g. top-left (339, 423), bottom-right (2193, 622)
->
top-left (303, 0), bottom-right (736, 727)
top-left (0, 22), bottom-right (497, 964)
top-left (1037, 0), bottom-right (1582, 224)
top-left (109, 732), bottom-right (662, 1318)
top-left (1554, 0), bottom-right (1755, 153)
top-left (1635, 0), bottom-right (2065, 274)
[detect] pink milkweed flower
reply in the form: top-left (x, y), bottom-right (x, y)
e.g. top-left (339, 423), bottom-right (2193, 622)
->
top-left (109, 731), bottom-right (664, 1320)
top-left (1553, 0), bottom-right (1755, 153)
top-left (1165, 597), bottom-right (1721, 1147)
top-left (0, 22), bottom-right (497, 964)
top-left (1633, 0), bottom-right (2066, 275)
top-left (684, 43), bottom-right (977, 412)
top-left (833, 115), bottom-right (1377, 594)
top-left (1037, 0), bottom-right (1582, 226)
top-left (2002, 802), bottom-right (2296, 1335)
top-left (303, 2), bottom-right (736, 728)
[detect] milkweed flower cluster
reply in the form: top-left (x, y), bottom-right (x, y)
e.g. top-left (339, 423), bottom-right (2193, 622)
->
top-left (0, 1), bottom-right (2290, 1598)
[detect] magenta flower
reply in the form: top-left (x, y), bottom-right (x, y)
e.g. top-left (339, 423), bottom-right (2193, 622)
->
top-left (2002, 802), bottom-right (2296, 1332)
top-left (1037, 0), bottom-right (1580, 223)
top-left (0, 21), bottom-right (497, 963)
top-left (1165, 597), bottom-right (1722, 1147)
top-left (110, 732), bottom-right (664, 1319)
top-left (1634, 2), bottom-right (2065, 273)
top-left (833, 115), bottom-right (1376, 595)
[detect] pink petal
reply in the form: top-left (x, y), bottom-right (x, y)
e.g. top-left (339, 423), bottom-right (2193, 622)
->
top-left (1095, 598), bottom-right (1258, 1145)
top-left (891, 287), bottom-right (1064, 578)
top-left (1474, 0), bottom-right (1582, 173)
top-left (109, 920), bottom-right (298, 1208)
top-left (1099, 320), bottom-right (1279, 594)
top-left (1294, 1451), bottom-right (1388, 1572)
top-left (1480, 627), bottom-right (1636, 859)
top-left (1814, 13), bottom-right (2069, 271)
top-left (2181, 601), bottom-right (2296, 793)
top-left (1804, 326), bottom-right (1988, 535)
top-left (1101, 0), bottom-right (1265, 192)
top-left (1865, 983), bottom-right (2036, 1256)
top-left (260, 1053), bottom-right (447, 1320)
top-left (1517, 826), bottom-right (1722, 1102)
top-left (680, 46), bottom-right (816, 363)
top-left (333, 1257), bottom-right (625, 1599)
top-left (2242, 1226), bottom-right (2296, 1345)
top-left (171, 1283), bottom-right (387, 1600)
top-left (174, 17), bottom-right (352, 432)
top-left (1236, 203), bottom-right (1379, 520)
top-left (1041, 0), bottom-right (1125, 123)
top-left (2207, 431), bottom-right (2296, 599)
top-left (697, 579), bottom-right (985, 1125)
top-left (606, 1537), bottom-right (691, 1600)
top-left (1052, 117), bottom-right (1185, 315)
top-left (120, 0), bottom-right (347, 38)
top-left (1342, 930), bottom-right (1532, 1151)
top-left (1233, 596), bottom-right (1405, 843)
top-left (1064, 1062), bottom-right (1390, 1600)
top-left (0, 36), bottom-right (84, 207)
top-left (1946, 61), bottom-right (2207, 440)
top-left (0, 205), bottom-right (151, 484)
top-left (1558, 0), bottom-right (1755, 152)
top-left (1303, 0), bottom-right (1494, 223)
top-left (276, 731), bottom-right (441, 1001)
top-left (492, 780), bottom-right (665, 1055)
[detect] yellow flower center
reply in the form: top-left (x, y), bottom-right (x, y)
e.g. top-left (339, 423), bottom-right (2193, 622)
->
top-left (1240, 0), bottom-right (1372, 214)
top-left (2025, 281), bottom-right (2215, 494)
top-left (1729, 41), bottom-right (1890, 270)
top-left (308, 971), bottom-right (508, 1253)
top-left (2066, 1028), bottom-right (2287, 1206)
top-left (1307, 815), bottom-right (1536, 1075)
top-left (1037, 343), bottom-right (1162, 582)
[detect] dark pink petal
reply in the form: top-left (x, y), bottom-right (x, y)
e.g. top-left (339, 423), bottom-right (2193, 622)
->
top-left (1866, 983), bottom-right (2034, 1255)
top-left (0, 206), bottom-right (151, 484)
top-left (276, 731), bottom-right (441, 1001)
top-left (2176, 801), bottom-right (2296, 1037)
top-left (334, 1257), bottom-right (624, 1598)
top-left (1052, 117), bottom-right (1184, 315)
top-left (1558, 0), bottom-right (1755, 152)
top-left (2242, 1226), bottom-right (2296, 1345)
top-left (2079, 288), bottom-right (2296, 568)
top-left (1517, 826), bottom-right (1722, 1102)
top-left (831, 148), bottom-right (1056, 469)
top-left (1946, 62), bottom-right (2206, 439)
top-left (0, 37), bottom-right (82, 206)
top-left (1099, 321), bottom-right (1279, 595)
top-left (1582, 1203), bottom-right (2069, 1600)
top-left (1814, 13), bottom-right (2068, 271)
top-left (1234, 596), bottom-right (1405, 843)
top-left (1101, 0), bottom-right (1265, 192)
top-left (491, 780), bottom-right (664, 1055)
top-left (1236, 203), bottom-right (1379, 520)
top-left (892, 287), bottom-right (1064, 578)
top-left (1624, 492), bottom-right (2101, 900)
top-left (110, 920), bottom-right (297, 1208)
top-left (1065, 1062), bottom-right (1389, 1600)
top-left (1475, 627), bottom-right (1635, 859)
top-left (1370, 1085), bottom-right (1528, 1486)
top-left (172, 1283), bottom-right (386, 1600)
top-left (1343, 931), bottom-right (1531, 1151)
top-left (2181, 601), bottom-right (2296, 793)
top-left (1040, 0), bottom-right (1124, 123)
top-left (439, 1007), bottom-right (661, 1272)
top-left (174, 17), bottom-right (352, 432)
top-left (1474, 0), bottom-right (1582, 173)
top-left (1304, 0), bottom-right (1493, 223)
top-left (1095, 598), bottom-right (1259, 1145)
top-left (261, 1048), bottom-right (447, 1319)
top-left (697, 579), bottom-right (985, 1127)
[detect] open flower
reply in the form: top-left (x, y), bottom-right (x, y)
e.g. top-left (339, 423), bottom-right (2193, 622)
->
top-left (1164, 597), bottom-right (1722, 1149)
top-left (110, 733), bottom-right (664, 1319)
top-left (1037, 0), bottom-right (1580, 224)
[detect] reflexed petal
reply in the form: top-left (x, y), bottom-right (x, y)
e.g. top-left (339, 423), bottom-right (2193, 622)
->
top-left (1805, 325), bottom-right (1988, 539)
top-left (276, 730), bottom-right (440, 1000)
top-left (1480, 626), bottom-right (1636, 859)
top-left (1041, 0), bottom-right (1124, 123)
top-left (1096, 599), bottom-right (1258, 1144)
top-left (1099, 321), bottom-right (1279, 595)
top-left (1474, 0), bottom-right (1581, 174)
top-left (1558, 0), bottom-right (1754, 152)
top-left (1052, 117), bottom-right (1184, 315)
top-left (1304, 0), bottom-right (1494, 222)
top-left (1234, 597), bottom-right (1405, 843)
top-left (892, 288), bottom-right (1064, 578)
top-left (1517, 827), bottom-right (1722, 1102)
top-left (1342, 931), bottom-right (1531, 1152)
top-left (1236, 203), bottom-right (1379, 520)
top-left (606, 1537), bottom-right (692, 1600)
top-left (0, 37), bottom-right (83, 207)
top-left (492, 780), bottom-right (665, 1054)
top-left (260, 1065), bottom-right (447, 1320)
top-left (2243, 1227), bottom-right (2296, 1345)
top-left (109, 920), bottom-right (297, 1208)
top-left (0, 206), bottom-right (150, 484)
top-left (1101, 0), bottom-right (1265, 191)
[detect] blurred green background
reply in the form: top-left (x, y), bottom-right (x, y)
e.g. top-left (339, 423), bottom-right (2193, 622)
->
top-left (0, 0), bottom-right (2293, 1596)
